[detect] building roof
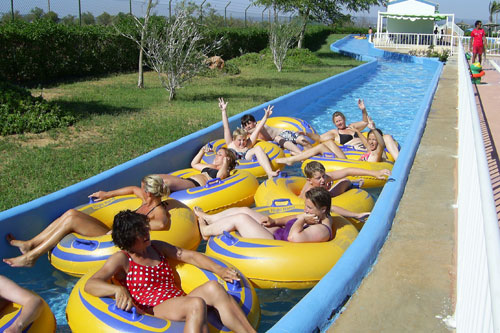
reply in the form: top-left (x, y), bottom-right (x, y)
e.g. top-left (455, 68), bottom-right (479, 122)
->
top-left (387, 0), bottom-right (438, 7)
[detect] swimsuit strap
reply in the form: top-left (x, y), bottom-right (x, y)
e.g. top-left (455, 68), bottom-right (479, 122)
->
top-left (318, 223), bottom-right (333, 241)
top-left (135, 201), bottom-right (166, 216)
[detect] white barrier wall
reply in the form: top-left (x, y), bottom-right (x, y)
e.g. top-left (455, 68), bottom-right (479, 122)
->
top-left (455, 41), bottom-right (500, 332)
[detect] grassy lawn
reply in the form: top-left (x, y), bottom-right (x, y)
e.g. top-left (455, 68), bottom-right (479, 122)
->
top-left (0, 34), bottom-right (361, 211)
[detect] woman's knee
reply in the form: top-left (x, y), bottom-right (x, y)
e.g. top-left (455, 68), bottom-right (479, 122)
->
top-left (203, 280), bottom-right (227, 297)
top-left (187, 296), bottom-right (207, 314)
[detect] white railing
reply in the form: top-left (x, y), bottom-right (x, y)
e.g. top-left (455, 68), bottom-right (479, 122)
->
top-left (461, 36), bottom-right (500, 57)
top-left (454, 41), bottom-right (500, 332)
top-left (374, 32), bottom-right (455, 54)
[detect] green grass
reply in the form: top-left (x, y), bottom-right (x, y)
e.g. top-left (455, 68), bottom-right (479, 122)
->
top-left (0, 34), bottom-right (361, 211)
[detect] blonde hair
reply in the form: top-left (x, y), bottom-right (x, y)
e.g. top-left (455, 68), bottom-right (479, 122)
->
top-left (142, 174), bottom-right (170, 197)
top-left (219, 147), bottom-right (238, 172)
top-left (232, 127), bottom-right (248, 140)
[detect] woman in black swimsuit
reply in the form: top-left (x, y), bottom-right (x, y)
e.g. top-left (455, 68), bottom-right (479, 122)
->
top-left (4, 175), bottom-right (170, 268)
top-left (157, 146), bottom-right (237, 191)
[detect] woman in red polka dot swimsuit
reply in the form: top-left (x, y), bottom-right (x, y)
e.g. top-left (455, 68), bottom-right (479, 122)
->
top-left (85, 210), bottom-right (256, 333)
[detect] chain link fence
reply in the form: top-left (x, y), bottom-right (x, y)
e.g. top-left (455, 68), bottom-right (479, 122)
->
top-left (1, 0), bottom-right (294, 26)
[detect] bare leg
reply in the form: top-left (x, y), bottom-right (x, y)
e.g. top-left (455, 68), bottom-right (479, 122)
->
top-left (276, 139), bottom-right (345, 165)
top-left (157, 174), bottom-right (198, 192)
top-left (282, 141), bottom-right (302, 155)
top-left (189, 281), bottom-right (256, 333)
top-left (194, 206), bottom-right (266, 225)
top-left (3, 210), bottom-right (108, 267)
top-left (296, 135), bottom-right (312, 150)
top-left (7, 208), bottom-right (105, 254)
top-left (247, 146), bottom-right (279, 179)
top-left (152, 296), bottom-right (208, 333)
top-left (198, 213), bottom-right (274, 239)
top-left (383, 134), bottom-right (399, 161)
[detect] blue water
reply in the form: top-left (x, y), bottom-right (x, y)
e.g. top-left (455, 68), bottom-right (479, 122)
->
top-left (0, 39), bottom-right (438, 332)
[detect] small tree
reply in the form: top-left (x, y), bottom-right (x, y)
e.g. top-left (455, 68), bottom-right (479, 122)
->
top-left (139, 10), bottom-right (222, 100)
top-left (97, 12), bottom-right (113, 26)
top-left (269, 19), bottom-right (302, 72)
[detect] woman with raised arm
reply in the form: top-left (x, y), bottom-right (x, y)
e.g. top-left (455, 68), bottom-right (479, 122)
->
top-left (4, 175), bottom-right (170, 268)
top-left (157, 146), bottom-right (237, 191)
top-left (85, 210), bottom-right (256, 333)
top-left (219, 97), bottom-right (279, 179)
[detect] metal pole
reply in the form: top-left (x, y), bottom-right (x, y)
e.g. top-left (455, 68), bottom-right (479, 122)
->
top-left (262, 7), bottom-right (267, 24)
top-left (11, 0), bottom-right (14, 21)
top-left (48, 0), bottom-right (50, 12)
top-left (169, 0), bottom-right (172, 19)
top-left (200, 0), bottom-right (206, 23)
top-left (268, 9), bottom-right (271, 25)
top-left (245, 4), bottom-right (250, 27)
top-left (78, 0), bottom-right (82, 26)
top-left (129, 0), bottom-right (132, 15)
top-left (224, 1), bottom-right (231, 27)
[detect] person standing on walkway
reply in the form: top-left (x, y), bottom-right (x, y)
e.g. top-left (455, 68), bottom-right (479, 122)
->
top-left (470, 20), bottom-right (487, 64)
top-left (368, 26), bottom-right (373, 42)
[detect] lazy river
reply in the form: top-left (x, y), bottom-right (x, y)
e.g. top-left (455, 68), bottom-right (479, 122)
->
top-left (0, 36), bottom-right (442, 332)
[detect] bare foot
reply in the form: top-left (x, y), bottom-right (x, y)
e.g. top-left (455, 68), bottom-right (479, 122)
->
top-left (275, 158), bottom-right (293, 166)
top-left (267, 169), bottom-right (280, 180)
top-left (193, 206), bottom-right (212, 224)
top-left (196, 216), bottom-right (210, 241)
top-left (3, 254), bottom-right (35, 268)
top-left (6, 234), bottom-right (31, 254)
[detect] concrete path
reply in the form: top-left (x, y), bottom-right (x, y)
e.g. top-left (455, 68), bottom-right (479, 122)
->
top-left (475, 59), bottom-right (500, 224)
top-left (329, 56), bottom-right (458, 332)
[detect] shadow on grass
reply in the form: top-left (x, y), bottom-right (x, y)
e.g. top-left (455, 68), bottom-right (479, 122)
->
top-left (56, 100), bottom-right (140, 119)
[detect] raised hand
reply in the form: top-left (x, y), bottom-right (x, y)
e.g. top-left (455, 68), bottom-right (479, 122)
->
top-left (357, 98), bottom-right (366, 111)
top-left (263, 105), bottom-right (274, 118)
top-left (218, 97), bottom-right (228, 112)
top-left (367, 116), bottom-right (375, 130)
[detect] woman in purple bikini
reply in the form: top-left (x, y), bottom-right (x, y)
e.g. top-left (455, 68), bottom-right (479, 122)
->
top-left (194, 187), bottom-right (334, 243)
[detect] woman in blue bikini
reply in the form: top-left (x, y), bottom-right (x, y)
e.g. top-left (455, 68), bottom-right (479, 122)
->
top-left (193, 187), bottom-right (334, 243)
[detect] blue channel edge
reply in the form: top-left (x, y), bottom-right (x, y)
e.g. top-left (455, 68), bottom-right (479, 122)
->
top-left (268, 36), bottom-right (443, 332)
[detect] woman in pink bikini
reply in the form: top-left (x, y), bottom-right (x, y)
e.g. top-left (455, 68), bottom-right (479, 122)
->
top-left (4, 175), bottom-right (170, 268)
top-left (194, 187), bottom-right (334, 243)
top-left (85, 210), bottom-right (255, 333)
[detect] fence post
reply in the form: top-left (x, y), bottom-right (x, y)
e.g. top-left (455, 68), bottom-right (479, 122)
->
top-left (48, 0), bottom-right (51, 12)
top-left (11, 0), bottom-right (14, 21)
top-left (245, 4), bottom-right (250, 27)
top-left (169, 0), bottom-right (172, 19)
top-left (78, 0), bottom-right (82, 26)
top-left (262, 7), bottom-right (267, 25)
top-left (129, 0), bottom-right (132, 15)
top-left (224, 1), bottom-right (231, 27)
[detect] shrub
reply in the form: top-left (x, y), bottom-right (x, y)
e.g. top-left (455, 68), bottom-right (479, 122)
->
top-left (0, 81), bottom-right (75, 135)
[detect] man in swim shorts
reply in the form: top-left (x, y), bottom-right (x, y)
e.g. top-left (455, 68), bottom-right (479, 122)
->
top-left (241, 113), bottom-right (312, 155)
top-left (470, 20), bottom-right (487, 64)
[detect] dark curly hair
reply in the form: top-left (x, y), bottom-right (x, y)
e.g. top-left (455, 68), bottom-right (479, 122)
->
top-left (112, 210), bottom-right (149, 251)
top-left (305, 187), bottom-right (331, 215)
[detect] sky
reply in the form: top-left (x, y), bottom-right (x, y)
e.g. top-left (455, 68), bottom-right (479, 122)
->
top-left (2, 0), bottom-right (493, 23)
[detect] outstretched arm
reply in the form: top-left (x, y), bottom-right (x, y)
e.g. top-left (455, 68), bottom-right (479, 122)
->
top-left (89, 186), bottom-right (143, 202)
top-left (369, 118), bottom-right (385, 162)
top-left (219, 98), bottom-right (233, 146)
top-left (0, 275), bottom-right (43, 333)
top-left (331, 205), bottom-right (370, 220)
top-left (158, 241), bottom-right (240, 283)
top-left (349, 99), bottom-right (369, 131)
top-left (84, 252), bottom-right (133, 311)
top-left (248, 105), bottom-right (273, 146)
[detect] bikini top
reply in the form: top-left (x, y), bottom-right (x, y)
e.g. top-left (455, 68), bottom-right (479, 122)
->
top-left (229, 148), bottom-right (248, 160)
top-left (201, 167), bottom-right (219, 179)
top-left (134, 201), bottom-right (167, 217)
top-left (338, 131), bottom-right (359, 145)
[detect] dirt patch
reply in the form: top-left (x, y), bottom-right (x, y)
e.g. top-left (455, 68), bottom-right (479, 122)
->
top-left (7, 127), bottom-right (105, 148)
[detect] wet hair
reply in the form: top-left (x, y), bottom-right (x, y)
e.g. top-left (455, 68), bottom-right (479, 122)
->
top-left (241, 114), bottom-right (256, 127)
top-left (112, 210), bottom-right (149, 251)
top-left (475, 20), bottom-right (482, 28)
top-left (142, 174), bottom-right (170, 197)
top-left (305, 187), bottom-right (331, 215)
top-left (218, 147), bottom-right (238, 172)
top-left (232, 127), bottom-right (248, 140)
top-left (304, 161), bottom-right (326, 178)
top-left (332, 111), bottom-right (346, 123)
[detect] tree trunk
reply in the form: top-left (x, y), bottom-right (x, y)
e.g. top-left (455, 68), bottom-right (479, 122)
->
top-left (137, 0), bottom-right (154, 88)
top-left (297, 9), bottom-right (309, 49)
